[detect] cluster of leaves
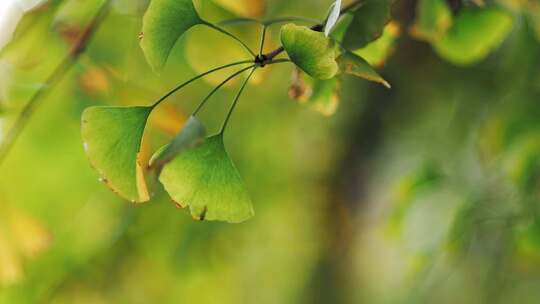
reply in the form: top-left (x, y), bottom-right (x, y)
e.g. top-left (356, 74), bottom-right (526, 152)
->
top-left (81, 0), bottom-right (530, 224)
top-left (81, 0), bottom-right (394, 223)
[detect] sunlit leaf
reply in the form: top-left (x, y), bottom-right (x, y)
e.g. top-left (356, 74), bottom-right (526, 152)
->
top-left (149, 116), bottom-right (206, 169)
top-left (410, 0), bottom-right (452, 42)
top-left (211, 0), bottom-right (265, 17)
top-left (159, 135), bottom-right (254, 223)
top-left (140, 0), bottom-right (203, 71)
top-left (81, 106), bottom-right (152, 203)
top-left (337, 51), bottom-right (390, 88)
top-left (433, 8), bottom-right (513, 66)
top-left (342, 0), bottom-right (392, 50)
top-left (281, 24), bottom-right (338, 80)
top-left (354, 22), bottom-right (400, 67)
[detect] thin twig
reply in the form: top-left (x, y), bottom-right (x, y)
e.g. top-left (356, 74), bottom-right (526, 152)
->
top-left (0, 0), bottom-right (114, 167)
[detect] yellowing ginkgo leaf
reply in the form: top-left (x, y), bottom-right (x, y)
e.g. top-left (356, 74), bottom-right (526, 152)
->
top-left (81, 106), bottom-right (152, 203)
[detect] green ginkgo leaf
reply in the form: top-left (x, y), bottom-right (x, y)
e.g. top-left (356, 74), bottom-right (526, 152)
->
top-left (433, 8), bottom-right (513, 66)
top-left (337, 51), bottom-right (390, 88)
top-left (281, 24), bottom-right (339, 80)
top-left (140, 0), bottom-right (203, 71)
top-left (81, 106), bottom-right (152, 203)
top-left (342, 0), bottom-right (392, 50)
top-left (159, 135), bottom-right (254, 223)
top-left (149, 116), bottom-right (206, 169)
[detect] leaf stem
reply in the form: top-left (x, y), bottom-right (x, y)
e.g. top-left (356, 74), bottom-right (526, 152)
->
top-left (219, 68), bottom-right (257, 135)
top-left (218, 58), bottom-right (290, 135)
top-left (0, 0), bottom-right (114, 167)
top-left (151, 60), bottom-right (254, 109)
top-left (259, 26), bottom-right (268, 55)
top-left (193, 65), bottom-right (256, 116)
top-left (204, 22), bottom-right (257, 57)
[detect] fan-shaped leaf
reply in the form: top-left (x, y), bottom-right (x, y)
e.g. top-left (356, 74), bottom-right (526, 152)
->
top-left (159, 135), bottom-right (254, 223)
top-left (149, 116), bottom-right (206, 169)
top-left (337, 51), bottom-right (390, 88)
top-left (433, 8), bottom-right (513, 66)
top-left (342, 0), bottom-right (392, 50)
top-left (140, 0), bottom-right (203, 71)
top-left (281, 24), bottom-right (338, 80)
top-left (81, 106), bottom-right (151, 203)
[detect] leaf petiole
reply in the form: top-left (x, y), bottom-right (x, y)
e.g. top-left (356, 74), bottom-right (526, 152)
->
top-left (220, 67), bottom-right (258, 135)
top-left (203, 22), bottom-right (257, 57)
top-left (259, 25), bottom-right (268, 55)
top-left (193, 65), bottom-right (257, 116)
top-left (219, 58), bottom-right (291, 134)
top-left (151, 60), bottom-right (254, 109)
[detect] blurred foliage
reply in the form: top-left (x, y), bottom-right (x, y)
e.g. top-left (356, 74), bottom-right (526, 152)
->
top-left (0, 0), bottom-right (539, 303)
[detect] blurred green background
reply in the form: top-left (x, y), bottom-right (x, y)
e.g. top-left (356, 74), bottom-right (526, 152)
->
top-left (1, 0), bottom-right (540, 303)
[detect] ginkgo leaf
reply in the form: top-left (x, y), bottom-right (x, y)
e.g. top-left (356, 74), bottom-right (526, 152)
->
top-left (281, 24), bottom-right (339, 80)
top-left (159, 135), bottom-right (254, 223)
top-left (342, 0), bottom-right (392, 50)
top-left (149, 116), bottom-right (206, 169)
top-left (325, 0), bottom-right (342, 37)
top-left (81, 106), bottom-right (152, 203)
top-left (433, 8), bottom-right (513, 66)
top-left (410, 0), bottom-right (452, 42)
top-left (337, 51), bottom-right (391, 88)
top-left (140, 0), bottom-right (203, 71)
